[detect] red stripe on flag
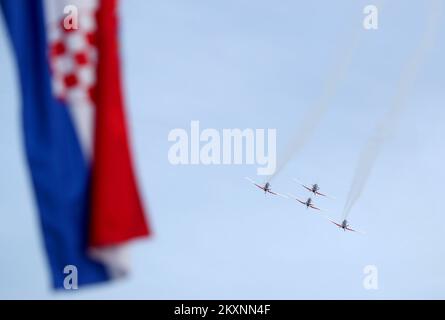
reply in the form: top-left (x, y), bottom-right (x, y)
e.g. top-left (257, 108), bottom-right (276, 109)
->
top-left (89, 0), bottom-right (150, 247)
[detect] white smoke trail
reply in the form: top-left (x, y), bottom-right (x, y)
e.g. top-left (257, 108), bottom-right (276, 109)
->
top-left (267, 29), bottom-right (361, 183)
top-left (342, 0), bottom-right (442, 220)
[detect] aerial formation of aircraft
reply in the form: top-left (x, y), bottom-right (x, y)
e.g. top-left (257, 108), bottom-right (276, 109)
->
top-left (246, 177), bottom-right (363, 234)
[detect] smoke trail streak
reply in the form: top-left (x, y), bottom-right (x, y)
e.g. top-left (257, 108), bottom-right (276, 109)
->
top-left (267, 30), bottom-right (361, 183)
top-left (342, 0), bottom-right (442, 220)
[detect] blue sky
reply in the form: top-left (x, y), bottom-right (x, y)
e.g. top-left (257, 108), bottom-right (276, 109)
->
top-left (0, 0), bottom-right (444, 299)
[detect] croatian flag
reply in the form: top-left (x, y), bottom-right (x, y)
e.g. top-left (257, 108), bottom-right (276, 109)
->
top-left (0, 0), bottom-right (150, 288)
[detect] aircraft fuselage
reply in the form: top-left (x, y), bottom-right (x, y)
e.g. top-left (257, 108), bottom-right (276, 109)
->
top-left (312, 184), bottom-right (319, 193)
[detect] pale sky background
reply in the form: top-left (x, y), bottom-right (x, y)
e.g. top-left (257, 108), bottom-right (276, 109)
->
top-left (0, 0), bottom-right (444, 299)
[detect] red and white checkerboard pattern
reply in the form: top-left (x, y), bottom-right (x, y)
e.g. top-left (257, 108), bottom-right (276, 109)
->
top-left (48, 8), bottom-right (98, 110)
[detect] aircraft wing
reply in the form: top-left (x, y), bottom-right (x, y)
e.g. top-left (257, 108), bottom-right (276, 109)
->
top-left (293, 179), bottom-right (312, 192)
top-left (346, 226), bottom-right (366, 235)
top-left (316, 191), bottom-right (336, 199)
top-left (287, 194), bottom-right (306, 204)
top-left (269, 190), bottom-right (288, 199)
top-left (329, 219), bottom-right (343, 228)
top-left (245, 177), bottom-right (265, 191)
top-left (309, 204), bottom-right (322, 211)
top-left (254, 184), bottom-right (265, 190)
top-left (294, 198), bottom-right (307, 205)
